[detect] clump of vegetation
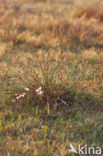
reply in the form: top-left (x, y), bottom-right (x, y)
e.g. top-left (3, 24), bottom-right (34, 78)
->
top-left (0, 0), bottom-right (103, 155)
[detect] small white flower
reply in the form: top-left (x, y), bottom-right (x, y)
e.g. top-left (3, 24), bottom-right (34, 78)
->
top-left (16, 93), bottom-right (26, 99)
top-left (36, 87), bottom-right (43, 96)
top-left (15, 93), bottom-right (18, 96)
top-left (24, 88), bottom-right (29, 91)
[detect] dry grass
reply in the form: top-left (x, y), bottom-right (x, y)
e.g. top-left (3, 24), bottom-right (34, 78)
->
top-left (0, 0), bottom-right (103, 155)
top-left (81, 0), bottom-right (103, 22)
top-left (70, 0), bottom-right (103, 22)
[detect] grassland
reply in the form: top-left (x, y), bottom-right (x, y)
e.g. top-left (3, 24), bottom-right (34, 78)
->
top-left (0, 0), bottom-right (103, 155)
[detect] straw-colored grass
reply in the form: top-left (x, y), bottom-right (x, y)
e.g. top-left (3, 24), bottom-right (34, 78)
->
top-left (0, 0), bottom-right (103, 155)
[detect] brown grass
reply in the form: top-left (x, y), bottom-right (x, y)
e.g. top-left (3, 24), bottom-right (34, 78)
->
top-left (0, 1), bottom-right (103, 155)
top-left (78, 0), bottom-right (103, 22)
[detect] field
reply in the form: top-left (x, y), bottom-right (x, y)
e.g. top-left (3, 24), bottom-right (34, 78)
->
top-left (0, 0), bottom-right (103, 155)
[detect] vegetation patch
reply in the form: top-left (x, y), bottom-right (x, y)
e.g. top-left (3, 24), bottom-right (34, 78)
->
top-left (0, 0), bottom-right (103, 155)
